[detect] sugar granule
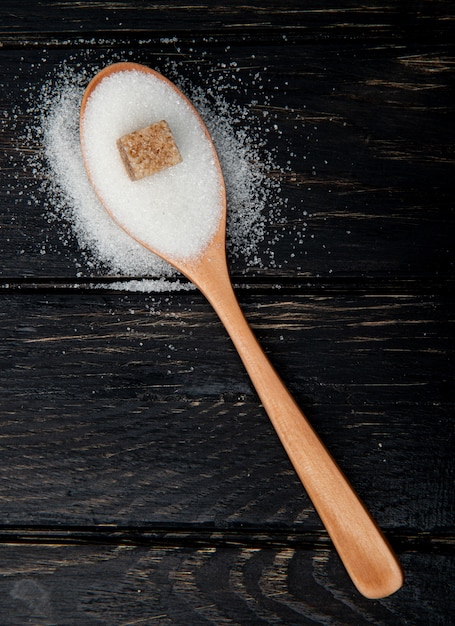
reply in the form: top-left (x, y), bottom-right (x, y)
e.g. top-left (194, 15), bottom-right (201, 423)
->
top-left (33, 62), bottom-right (287, 289)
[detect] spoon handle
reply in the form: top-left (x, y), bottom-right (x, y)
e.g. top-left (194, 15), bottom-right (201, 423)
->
top-left (197, 264), bottom-right (403, 599)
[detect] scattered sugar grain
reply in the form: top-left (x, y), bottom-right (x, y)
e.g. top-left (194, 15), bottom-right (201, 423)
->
top-left (107, 278), bottom-right (195, 293)
top-left (24, 59), bottom-right (297, 290)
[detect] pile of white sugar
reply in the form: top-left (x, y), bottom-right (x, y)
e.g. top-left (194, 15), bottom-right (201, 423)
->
top-left (81, 68), bottom-right (224, 262)
top-left (29, 59), bottom-right (289, 289)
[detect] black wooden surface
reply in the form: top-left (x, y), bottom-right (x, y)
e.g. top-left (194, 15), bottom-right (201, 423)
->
top-left (0, 2), bottom-right (454, 624)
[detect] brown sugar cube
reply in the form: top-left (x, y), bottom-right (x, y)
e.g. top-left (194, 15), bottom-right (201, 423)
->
top-left (117, 120), bottom-right (182, 181)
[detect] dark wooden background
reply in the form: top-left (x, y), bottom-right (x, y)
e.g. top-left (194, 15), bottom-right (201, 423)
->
top-left (0, 2), bottom-right (454, 624)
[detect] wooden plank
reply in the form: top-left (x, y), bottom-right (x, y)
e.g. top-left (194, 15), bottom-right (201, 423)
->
top-left (0, 0), bottom-right (453, 45)
top-left (0, 291), bottom-right (453, 529)
top-left (0, 542), bottom-right (453, 624)
top-left (1, 38), bottom-right (453, 281)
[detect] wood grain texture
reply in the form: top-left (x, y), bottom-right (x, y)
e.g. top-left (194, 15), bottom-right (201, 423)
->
top-left (0, 0), bottom-right (454, 622)
top-left (0, 543), bottom-right (453, 625)
top-left (0, 1), bottom-right (451, 38)
top-left (0, 291), bottom-right (453, 530)
top-left (1, 37), bottom-right (454, 281)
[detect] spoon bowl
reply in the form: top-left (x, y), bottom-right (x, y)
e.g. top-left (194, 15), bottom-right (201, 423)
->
top-left (80, 62), bottom-right (403, 599)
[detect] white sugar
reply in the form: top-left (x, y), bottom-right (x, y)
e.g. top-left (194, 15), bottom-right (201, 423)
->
top-left (28, 59), bottom-right (289, 290)
top-left (41, 76), bottom-right (171, 277)
top-left (81, 70), bottom-right (224, 262)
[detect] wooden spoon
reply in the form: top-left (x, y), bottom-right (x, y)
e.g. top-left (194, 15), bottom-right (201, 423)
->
top-left (80, 62), bottom-right (403, 599)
